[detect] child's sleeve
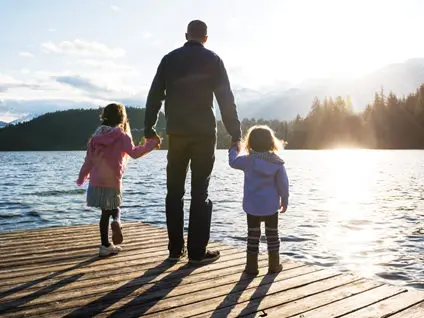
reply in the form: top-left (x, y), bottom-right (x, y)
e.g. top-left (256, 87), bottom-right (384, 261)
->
top-left (228, 147), bottom-right (248, 170)
top-left (276, 165), bottom-right (289, 207)
top-left (123, 135), bottom-right (159, 159)
top-left (76, 145), bottom-right (93, 186)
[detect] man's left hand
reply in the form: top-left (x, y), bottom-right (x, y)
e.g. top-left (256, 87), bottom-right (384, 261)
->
top-left (231, 140), bottom-right (241, 153)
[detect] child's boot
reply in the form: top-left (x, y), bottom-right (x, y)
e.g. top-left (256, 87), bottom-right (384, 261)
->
top-left (268, 251), bottom-right (283, 273)
top-left (244, 253), bottom-right (259, 275)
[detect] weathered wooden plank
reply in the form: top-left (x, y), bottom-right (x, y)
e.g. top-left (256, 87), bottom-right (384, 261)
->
top-left (386, 301), bottom-right (424, 318)
top-left (0, 248), bottom-right (258, 304)
top-left (0, 246), bottom-right (245, 295)
top-left (340, 289), bottom-right (424, 318)
top-left (0, 232), bottom-right (167, 259)
top-left (0, 230), bottom-right (168, 261)
top-left (0, 235), bottom-right (170, 269)
top-left (1, 222), bottom-right (423, 318)
top-left (96, 268), bottom-right (337, 317)
top-left (0, 238), bottom-right (172, 276)
top-left (1, 258), bottom-right (271, 309)
top-left (0, 228), bottom-right (172, 268)
top-left (291, 285), bottom-right (407, 317)
top-left (28, 263), bottom-right (314, 318)
top-left (0, 225), bottom-right (165, 249)
top-left (1, 259), bottom-right (294, 317)
top-left (0, 242), bottom-right (231, 286)
top-left (0, 222), bottom-right (155, 240)
top-left (0, 237), bottom-right (169, 268)
top-left (202, 276), bottom-right (378, 318)
top-left (148, 272), bottom-right (349, 318)
top-left (239, 278), bottom-right (382, 318)
top-left (0, 252), bottom-right (251, 317)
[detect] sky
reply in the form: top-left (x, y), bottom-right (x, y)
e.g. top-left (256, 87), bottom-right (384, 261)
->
top-left (1, 0), bottom-right (423, 122)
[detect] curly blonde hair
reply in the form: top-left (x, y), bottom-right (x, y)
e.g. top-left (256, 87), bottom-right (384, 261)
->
top-left (244, 125), bottom-right (282, 153)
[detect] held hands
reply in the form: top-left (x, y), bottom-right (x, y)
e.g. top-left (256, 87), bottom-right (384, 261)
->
top-left (146, 134), bottom-right (162, 149)
top-left (230, 140), bottom-right (241, 153)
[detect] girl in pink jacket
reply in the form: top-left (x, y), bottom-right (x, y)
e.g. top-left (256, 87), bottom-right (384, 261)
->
top-left (77, 103), bottom-right (160, 256)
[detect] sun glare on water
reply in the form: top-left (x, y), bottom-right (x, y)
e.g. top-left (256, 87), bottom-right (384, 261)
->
top-left (316, 149), bottom-right (391, 276)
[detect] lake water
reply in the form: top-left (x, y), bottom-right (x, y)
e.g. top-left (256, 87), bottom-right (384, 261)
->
top-left (1, 150), bottom-right (423, 290)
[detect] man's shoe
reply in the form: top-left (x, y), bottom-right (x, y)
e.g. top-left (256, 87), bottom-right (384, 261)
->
top-left (168, 248), bottom-right (187, 261)
top-left (189, 250), bottom-right (220, 266)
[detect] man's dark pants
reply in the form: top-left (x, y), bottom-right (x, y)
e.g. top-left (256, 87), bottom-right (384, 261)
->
top-left (165, 134), bottom-right (216, 260)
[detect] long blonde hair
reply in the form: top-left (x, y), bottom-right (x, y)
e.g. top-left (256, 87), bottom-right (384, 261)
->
top-left (243, 125), bottom-right (282, 153)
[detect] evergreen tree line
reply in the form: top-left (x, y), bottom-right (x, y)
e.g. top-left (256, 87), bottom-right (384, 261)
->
top-left (0, 107), bottom-right (166, 151)
top-left (1, 84), bottom-right (424, 151)
top-left (217, 84), bottom-right (424, 149)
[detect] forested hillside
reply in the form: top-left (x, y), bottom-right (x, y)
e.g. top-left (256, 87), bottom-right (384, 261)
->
top-left (0, 107), bottom-right (165, 151)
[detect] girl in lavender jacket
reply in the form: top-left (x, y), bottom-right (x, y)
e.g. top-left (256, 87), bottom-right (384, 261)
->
top-left (229, 125), bottom-right (289, 275)
top-left (77, 103), bottom-right (160, 257)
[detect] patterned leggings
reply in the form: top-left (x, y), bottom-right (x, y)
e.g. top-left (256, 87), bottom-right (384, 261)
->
top-left (99, 208), bottom-right (120, 247)
top-left (247, 212), bottom-right (280, 254)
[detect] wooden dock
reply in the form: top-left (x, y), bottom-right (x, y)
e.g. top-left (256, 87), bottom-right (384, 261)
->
top-left (0, 222), bottom-right (423, 317)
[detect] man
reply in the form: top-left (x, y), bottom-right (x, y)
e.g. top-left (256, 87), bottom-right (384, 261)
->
top-left (144, 20), bottom-right (241, 265)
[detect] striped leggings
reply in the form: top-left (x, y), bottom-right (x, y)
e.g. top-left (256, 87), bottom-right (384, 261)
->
top-left (247, 212), bottom-right (280, 254)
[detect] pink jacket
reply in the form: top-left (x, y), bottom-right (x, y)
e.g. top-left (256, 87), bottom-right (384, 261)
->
top-left (77, 125), bottom-right (158, 189)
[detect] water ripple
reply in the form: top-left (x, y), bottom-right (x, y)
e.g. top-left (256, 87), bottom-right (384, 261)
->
top-left (24, 189), bottom-right (85, 197)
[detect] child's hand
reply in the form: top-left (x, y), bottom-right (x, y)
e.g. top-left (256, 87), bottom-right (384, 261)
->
top-left (145, 136), bottom-right (161, 149)
top-left (148, 135), bottom-right (162, 149)
top-left (279, 205), bottom-right (287, 213)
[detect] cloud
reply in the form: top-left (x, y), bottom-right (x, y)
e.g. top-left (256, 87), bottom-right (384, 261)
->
top-left (0, 98), bottom-right (103, 122)
top-left (76, 59), bottom-right (136, 73)
top-left (0, 67), bottom-right (146, 122)
top-left (54, 75), bottom-right (111, 93)
top-left (110, 4), bottom-right (120, 11)
top-left (19, 52), bottom-right (34, 58)
top-left (0, 83), bottom-right (39, 92)
top-left (41, 39), bottom-right (125, 58)
top-left (0, 75), bottom-right (41, 92)
top-left (48, 28), bottom-right (56, 32)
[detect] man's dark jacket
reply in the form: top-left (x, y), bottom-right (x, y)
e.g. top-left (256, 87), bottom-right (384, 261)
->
top-left (144, 41), bottom-right (241, 142)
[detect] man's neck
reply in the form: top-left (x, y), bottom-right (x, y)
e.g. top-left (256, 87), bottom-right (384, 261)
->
top-left (186, 39), bottom-right (204, 45)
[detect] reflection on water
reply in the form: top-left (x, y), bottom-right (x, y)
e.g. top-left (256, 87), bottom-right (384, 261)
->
top-left (0, 149), bottom-right (423, 289)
